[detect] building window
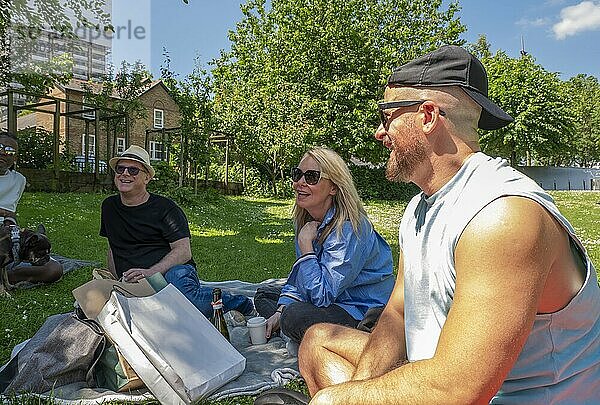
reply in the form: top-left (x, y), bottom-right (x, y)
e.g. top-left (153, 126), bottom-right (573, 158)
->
top-left (149, 141), bottom-right (164, 160)
top-left (116, 137), bottom-right (126, 154)
top-left (153, 108), bottom-right (164, 129)
top-left (82, 96), bottom-right (95, 119)
top-left (81, 134), bottom-right (96, 156)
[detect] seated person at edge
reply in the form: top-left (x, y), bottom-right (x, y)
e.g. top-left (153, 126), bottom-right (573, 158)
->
top-left (254, 147), bottom-right (395, 344)
top-left (100, 145), bottom-right (254, 318)
top-left (0, 131), bottom-right (63, 285)
top-left (298, 46), bottom-right (600, 404)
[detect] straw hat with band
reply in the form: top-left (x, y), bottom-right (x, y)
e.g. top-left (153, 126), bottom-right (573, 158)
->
top-left (109, 145), bottom-right (155, 178)
top-left (386, 45), bottom-right (514, 130)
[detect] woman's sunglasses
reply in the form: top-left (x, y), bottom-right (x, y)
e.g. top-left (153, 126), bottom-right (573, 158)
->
top-left (291, 167), bottom-right (326, 185)
top-left (115, 165), bottom-right (145, 176)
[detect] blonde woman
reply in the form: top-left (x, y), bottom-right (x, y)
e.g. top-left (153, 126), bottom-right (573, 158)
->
top-left (254, 147), bottom-right (395, 344)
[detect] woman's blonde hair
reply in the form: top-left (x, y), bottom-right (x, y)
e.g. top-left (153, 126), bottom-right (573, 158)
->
top-left (292, 147), bottom-right (368, 243)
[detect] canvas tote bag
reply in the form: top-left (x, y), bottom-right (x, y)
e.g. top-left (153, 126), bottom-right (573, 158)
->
top-left (1, 312), bottom-right (105, 395)
top-left (97, 284), bottom-right (246, 404)
top-left (73, 272), bottom-right (165, 391)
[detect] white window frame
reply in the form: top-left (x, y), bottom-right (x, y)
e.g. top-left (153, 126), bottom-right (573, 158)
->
top-left (149, 140), bottom-right (164, 161)
top-left (81, 133), bottom-right (96, 156)
top-left (82, 96), bottom-right (96, 119)
top-left (116, 137), bottom-right (126, 154)
top-left (153, 108), bottom-right (164, 129)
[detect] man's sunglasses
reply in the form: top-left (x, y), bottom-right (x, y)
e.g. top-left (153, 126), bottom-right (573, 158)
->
top-left (377, 100), bottom-right (446, 128)
top-left (0, 143), bottom-right (17, 156)
top-left (115, 165), bottom-right (146, 176)
top-left (291, 167), bottom-right (327, 185)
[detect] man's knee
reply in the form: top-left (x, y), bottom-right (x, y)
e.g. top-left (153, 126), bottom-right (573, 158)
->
top-left (301, 322), bottom-right (334, 347)
top-left (164, 264), bottom-right (195, 284)
top-left (298, 323), bottom-right (338, 375)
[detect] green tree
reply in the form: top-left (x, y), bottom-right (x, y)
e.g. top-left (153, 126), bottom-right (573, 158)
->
top-left (563, 74), bottom-right (600, 167)
top-left (477, 44), bottom-right (574, 166)
top-left (213, 0), bottom-right (465, 194)
top-left (160, 50), bottom-right (213, 185)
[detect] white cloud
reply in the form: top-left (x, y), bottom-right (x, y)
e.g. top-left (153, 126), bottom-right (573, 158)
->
top-left (516, 17), bottom-right (550, 27)
top-left (553, 1), bottom-right (600, 39)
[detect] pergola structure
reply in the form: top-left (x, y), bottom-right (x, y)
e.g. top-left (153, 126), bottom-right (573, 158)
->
top-left (1, 88), bottom-right (244, 193)
top-left (209, 130), bottom-right (234, 187)
top-left (145, 127), bottom-right (238, 188)
top-left (0, 87), bottom-right (128, 176)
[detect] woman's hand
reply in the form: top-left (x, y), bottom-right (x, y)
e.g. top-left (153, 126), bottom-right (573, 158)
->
top-left (266, 311), bottom-right (281, 339)
top-left (298, 221), bottom-right (320, 254)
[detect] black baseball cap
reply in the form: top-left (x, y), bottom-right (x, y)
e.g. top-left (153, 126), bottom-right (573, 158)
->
top-left (386, 45), bottom-right (514, 130)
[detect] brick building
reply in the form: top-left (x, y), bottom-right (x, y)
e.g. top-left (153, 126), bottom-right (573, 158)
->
top-left (17, 78), bottom-right (181, 169)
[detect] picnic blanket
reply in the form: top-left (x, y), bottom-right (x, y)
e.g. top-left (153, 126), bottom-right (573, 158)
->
top-left (1, 278), bottom-right (301, 404)
top-left (10, 254), bottom-right (99, 289)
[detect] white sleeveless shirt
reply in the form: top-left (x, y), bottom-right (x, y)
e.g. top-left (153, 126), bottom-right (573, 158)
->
top-left (400, 152), bottom-right (600, 403)
top-left (0, 169), bottom-right (26, 211)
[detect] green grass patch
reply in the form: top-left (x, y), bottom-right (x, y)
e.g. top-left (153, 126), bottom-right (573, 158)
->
top-left (551, 191), bottom-right (600, 267)
top-left (1, 190), bottom-right (597, 404)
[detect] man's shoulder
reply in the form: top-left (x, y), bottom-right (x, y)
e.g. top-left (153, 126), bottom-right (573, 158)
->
top-left (13, 170), bottom-right (26, 182)
top-left (101, 194), bottom-right (120, 208)
top-left (149, 193), bottom-right (182, 210)
top-left (2, 170), bottom-right (26, 184)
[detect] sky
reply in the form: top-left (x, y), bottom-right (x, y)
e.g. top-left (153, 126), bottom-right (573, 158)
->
top-left (109, 0), bottom-right (600, 81)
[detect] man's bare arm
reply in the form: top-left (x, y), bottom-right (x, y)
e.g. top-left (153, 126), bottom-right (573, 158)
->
top-left (123, 237), bottom-right (192, 282)
top-left (0, 208), bottom-right (15, 218)
top-left (107, 248), bottom-right (117, 279)
top-left (310, 197), bottom-right (558, 404)
top-left (149, 237), bottom-right (192, 274)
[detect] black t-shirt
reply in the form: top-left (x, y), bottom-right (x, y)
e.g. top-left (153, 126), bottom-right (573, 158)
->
top-left (100, 193), bottom-right (195, 278)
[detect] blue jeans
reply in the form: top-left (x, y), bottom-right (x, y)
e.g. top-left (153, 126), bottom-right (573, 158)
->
top-left (164, 264), bottom-right (254, 319)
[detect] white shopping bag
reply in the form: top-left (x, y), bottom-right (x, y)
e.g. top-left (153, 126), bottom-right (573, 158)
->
top-left (97, 284), bottom-right (246, 404)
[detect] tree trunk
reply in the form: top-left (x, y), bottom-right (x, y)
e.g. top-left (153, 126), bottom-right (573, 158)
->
top-left (271, 170), bottom-right (277, 195)
top-left (510, 150), bottom-right (517, 167)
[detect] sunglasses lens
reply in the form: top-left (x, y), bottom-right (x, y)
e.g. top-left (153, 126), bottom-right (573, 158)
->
top-left (115, 165), bottom-right (141, 175)
top-left (0, 143), bottom-right (16, 155)
top-left (304, 170), bottom-right (320, 185)
top-left (291, 168), bottom-right (321, 184)
top-left (379, 110), bottom-right (387, 127)
top-left (291, 168), bottom-right (303, 182)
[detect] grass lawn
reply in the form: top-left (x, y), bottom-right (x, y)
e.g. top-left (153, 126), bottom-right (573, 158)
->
top-left (1, 190), bottom-right (598, 404)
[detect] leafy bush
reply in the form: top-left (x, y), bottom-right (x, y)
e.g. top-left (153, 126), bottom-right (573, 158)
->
top-left (16, 126), bottom-right (74, 170)
top-left (240, 167), bottom-right (294, 198)
top-left (149, 160), bottom-right (179, 191)
top-left (350, 164), bottom-right (420, 201)
top-left (148, 160), bottom-right (226, 206)
top-left (202, 161), bottom-right (294, 198)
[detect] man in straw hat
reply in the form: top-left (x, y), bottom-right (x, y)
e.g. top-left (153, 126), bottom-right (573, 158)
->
top-left (294, 46), bottom-right (600, 404)
top-left (100, 145), bottom-right (255, 318)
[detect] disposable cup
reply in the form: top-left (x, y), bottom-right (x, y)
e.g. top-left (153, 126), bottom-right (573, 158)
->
top-left (247, 316), bottom-right (267, 345)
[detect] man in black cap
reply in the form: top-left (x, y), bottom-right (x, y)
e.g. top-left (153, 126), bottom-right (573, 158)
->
top-left (295, 46), bottom-right (600, 404)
